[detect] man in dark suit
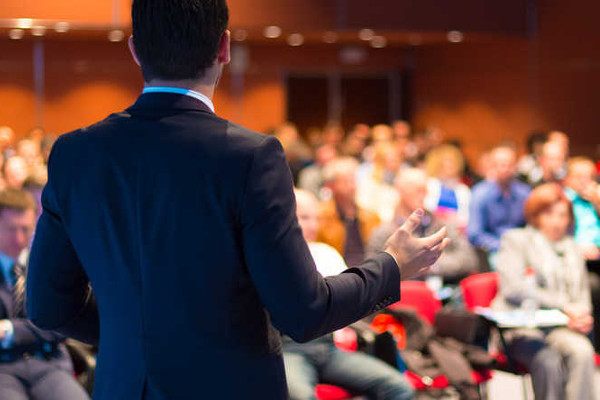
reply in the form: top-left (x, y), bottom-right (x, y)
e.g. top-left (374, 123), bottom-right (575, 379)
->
top-left (25, 1), bottom-right (449, 399)
top-left (0, 189), bottom-right (89, 399)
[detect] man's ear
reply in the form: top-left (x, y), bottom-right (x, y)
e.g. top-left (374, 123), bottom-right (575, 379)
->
top-left (216, 30), bottom-right (231, 65)
top-left (128, 36), bottom-right (141, 67)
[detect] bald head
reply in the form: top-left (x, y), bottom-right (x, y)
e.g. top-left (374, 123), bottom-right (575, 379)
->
top-left (294, 188), bottom-right (320, 242)
top-left (395, 168), bottom-right (428, 214)
top-left (540, 140), bottom-right (567, 178)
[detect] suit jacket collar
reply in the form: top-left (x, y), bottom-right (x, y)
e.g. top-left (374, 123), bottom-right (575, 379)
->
top-left (126, 92), bottom-right (214, 117)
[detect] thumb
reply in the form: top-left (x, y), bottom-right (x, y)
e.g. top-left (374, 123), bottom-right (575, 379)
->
top-left (400, 209), bottom-right (425, 234)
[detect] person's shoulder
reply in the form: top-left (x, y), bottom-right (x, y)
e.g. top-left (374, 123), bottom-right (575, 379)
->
top-left (512, 179), bottom-right (531, 194)
top-left (222, 122), bottom-right (282, 159)
top-left (50, 112), bottom-right (131, 154)
top-left (501, 227), bottom-right (529, 245)
top-left (470, 179), bottom-right (493, 199)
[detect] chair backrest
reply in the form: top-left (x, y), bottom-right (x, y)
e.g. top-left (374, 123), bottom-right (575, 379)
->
top-left (460, 272), bottom-right (499, 311)
top-left (389, 281), bottom-right (442, 325)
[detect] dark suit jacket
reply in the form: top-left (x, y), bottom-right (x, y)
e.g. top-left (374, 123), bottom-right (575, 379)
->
top-left (0, 263), bottom-right (69, 365)
top-left (26, 93), bottom-right (400, 399)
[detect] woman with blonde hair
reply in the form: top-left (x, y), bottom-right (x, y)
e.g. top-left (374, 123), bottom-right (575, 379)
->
top-left (423, 144), bottom-right (470, 229)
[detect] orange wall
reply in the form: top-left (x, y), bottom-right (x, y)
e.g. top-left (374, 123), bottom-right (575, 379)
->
top-left (411, 0), bottom-right (600, 159)
top-left (0, 0), bottom-right (598, 160)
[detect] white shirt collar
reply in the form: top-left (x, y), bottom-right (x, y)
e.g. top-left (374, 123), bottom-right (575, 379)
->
top-left (142, 86), bottom-right (215, 113)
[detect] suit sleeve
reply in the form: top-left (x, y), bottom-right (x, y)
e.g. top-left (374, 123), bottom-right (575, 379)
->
top-left (240, 136), bottom-right (400, 343)
top-left (25, 138), bottom-right (99, 345)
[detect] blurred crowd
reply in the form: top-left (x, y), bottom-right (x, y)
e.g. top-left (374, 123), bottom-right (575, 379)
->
top-left (0, 120), bottom-right (599, 399)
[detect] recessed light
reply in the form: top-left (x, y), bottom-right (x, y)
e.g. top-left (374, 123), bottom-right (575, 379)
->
top-left (108, 29), bottom-right (125, 42)
top-left (233, 29), bottom-right (248, 42)
top-left (358, 28), bottom-right (375, 41)
top-left (54, 22), bottom-right (70, 33)
top-left (323, 31), bottom-right (338, 44)
top-left (16, 18), bottom-right (33, 29)
top-left (370, 36), bottom-right (387, 48)
top-left (447, 30), bottom-right (464, 43)
top-left (287, 33), bottom-right (304, 47)
top-left (263, 26), bottom-right (282, 39)
top-left (31, 26), bottom-right (47, 37)
top-left (9, 29), bottom-right (24, 40)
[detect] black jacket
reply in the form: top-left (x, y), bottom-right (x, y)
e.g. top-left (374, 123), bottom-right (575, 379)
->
top-left (26, 93), bottom-right (400, 399)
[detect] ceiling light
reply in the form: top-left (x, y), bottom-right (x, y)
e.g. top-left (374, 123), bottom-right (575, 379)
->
top-left (16, 18), bottom-right (33, 29)
top-left (370, 35), bottom-right (387, 48)
top-left (233, 29), bottom-right (248, 42)
top-left (31, 26), bottom-right (47, 37)
top-left (263, 26), bottom-right (282, 39)
top-left (108, 29), bottom-right (125, 42)
top-left (358, 28), bottom-right (375, 41)
top-left (54, 22), bottom-right (70, 33)
top-left (8, 29), bottom-right (24, 40)
top-left (447, 30), bottom-right (464, 43)
top-left (323, 31), bottom-right (338, 44)
top-left (287, 33), bottom-right (304, 47)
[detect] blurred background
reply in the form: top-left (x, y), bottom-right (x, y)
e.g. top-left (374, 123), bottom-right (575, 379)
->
top-left (0, 0), bottom-right (598, 162)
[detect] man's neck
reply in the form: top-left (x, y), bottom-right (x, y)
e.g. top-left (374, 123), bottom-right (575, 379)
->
top-left (144, 79), bottom-right (215, 101)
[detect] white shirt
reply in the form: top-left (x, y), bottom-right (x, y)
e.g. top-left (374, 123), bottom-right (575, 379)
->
top-left (308, 242), bottom-right (347, 277)
top-left (142, 86), bottom-right (215, 113)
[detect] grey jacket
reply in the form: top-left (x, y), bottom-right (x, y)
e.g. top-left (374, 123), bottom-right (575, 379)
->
top-left (492, 226), bottom-right (591, 311)
top-left (367, 212), bottom-right (479, 282)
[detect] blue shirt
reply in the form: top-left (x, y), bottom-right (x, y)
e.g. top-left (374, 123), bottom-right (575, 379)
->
top-left (565, 188), bottom-right (600, 247)
top-left (468, 179), bottom-right (531, 252)
top-left (0, 252), bottom-right (15, 348)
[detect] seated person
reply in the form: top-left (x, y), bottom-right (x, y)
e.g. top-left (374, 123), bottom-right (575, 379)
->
top-left (468, 145), bottom-right (530, 265)
top-left (493, 183), bottom-right (595, 400)
top-left (367, 168), bottom-right (478, 285)
top-left (0, 189), bottom-right (89, 400)
top-left (563, 157), bottom-right (600, 261)
top-left (317, 157), bottom-right (381, 267)
top-left (282, 189), bottom-right (414, 400)
top-left (423, 144), bottom-right (471, 231)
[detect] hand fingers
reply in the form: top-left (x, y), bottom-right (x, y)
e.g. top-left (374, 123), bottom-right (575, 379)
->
top-left (400, 209), bottom-right (425, 234)
top-left (420, 227), bottom-right (448, 248)
top-left (430, 238), bottom-right (451, 253)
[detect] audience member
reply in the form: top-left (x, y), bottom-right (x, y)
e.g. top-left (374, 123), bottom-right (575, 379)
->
top-left (298, 144), bottom-right (338, 198)
top-left (527, 140), bottom-right (568, 187)
top-left (3, 157), bottom-right (29, 190)
top-left (517, 130), bottom-right (548, 184)
top-left (564, 157), bottom-right (600, 260)
top-left (282, 189), bottom-right (414, 400)
top-left (317, 157), bottom-right (380, 267)
top-left (356, 141), bottom-right (401, 223)
top-left (0, 126), bottom-right (15, 158)
top-left (468, 145), bottom-right (531, 259)
top-left (0, 189), bottom-right (89, 400)
top-left (493, 183), bottom-right (595, 400)
top-left (367, 168), bottom-right (479, 284)
top-left (424, 144), bottom-right (471, 230)
top-left (275, 122), bottom-right (313, 182)
top-left (340, 124), bottom-right (370, 160)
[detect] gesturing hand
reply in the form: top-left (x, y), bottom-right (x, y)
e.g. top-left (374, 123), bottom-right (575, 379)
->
top-left (384, 209), bottom-right (451, 280)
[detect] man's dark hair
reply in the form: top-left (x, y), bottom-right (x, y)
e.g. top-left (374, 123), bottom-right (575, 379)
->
top-left (0, 189), bottom-right (37, 215)
top-left (132, 0), bottom-right (229, 82)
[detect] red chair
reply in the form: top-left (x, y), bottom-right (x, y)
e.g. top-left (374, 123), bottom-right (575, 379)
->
top-left (315, 384), bottom-right (353, 400)
top-left (460, 273), bottom-right (531, 398)
top-left (460, 272), bottom-right (499, 311)
top-left (389, 281), bottom-right (442, 325)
